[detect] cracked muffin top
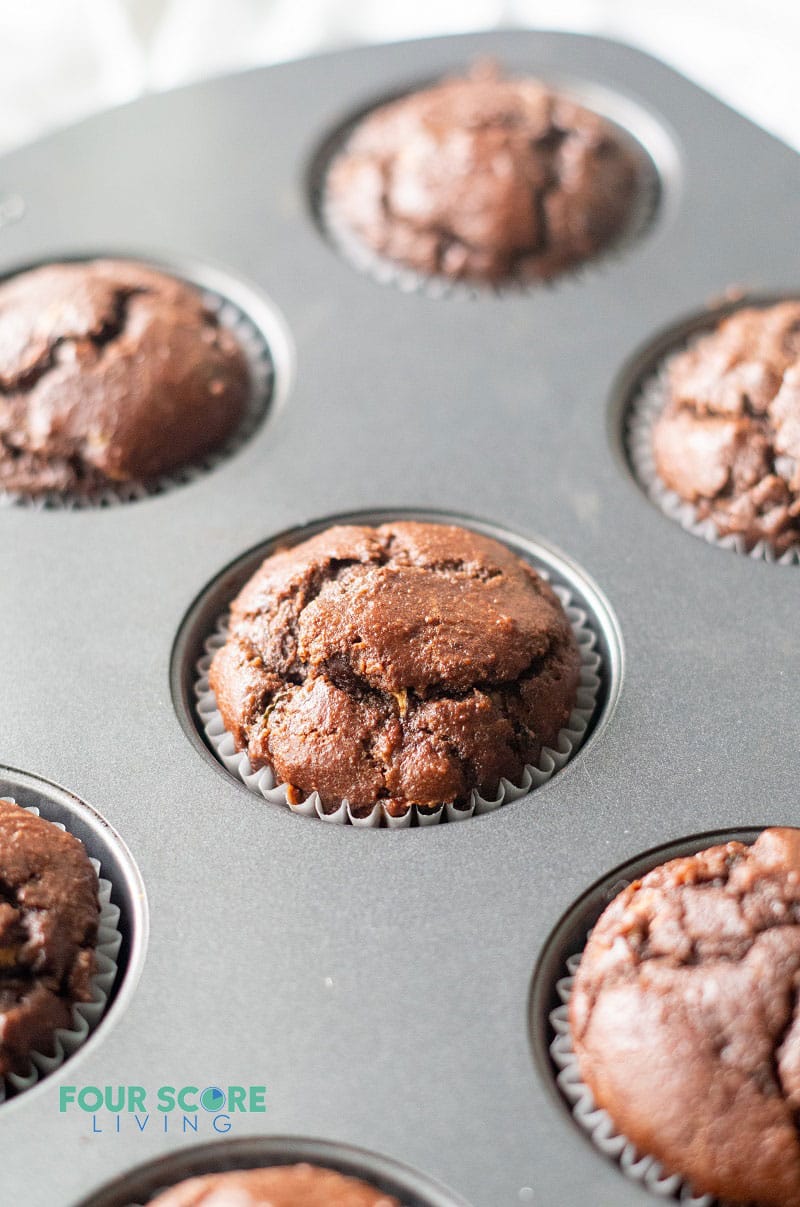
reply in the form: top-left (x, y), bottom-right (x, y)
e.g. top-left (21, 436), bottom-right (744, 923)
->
top-left (148, 1163), bottom-right (399, 1206)
top-left (570, 827), bottom-right (800, 1207)
top-left (0, 259), bottom-right (250, 496)
top-left (0, 799), bottom-right (99, 1078)
top-left (209, 521), bottom-right (581, 818)
top-left (324, 63), bottom-right (641, 284)
top-left (652, 302), bottom-right (800, 552)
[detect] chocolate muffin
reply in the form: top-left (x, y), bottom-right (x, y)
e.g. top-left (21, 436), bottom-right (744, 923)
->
top-left (652, 302), bottom-right (800, 552)
top-left (324, 64), bottom-right (641, 284)
top-left (570, 827), bottom-right (800, 1207)
top-left (148, 1164), bottom-right (399, 1206)
top-left (0, 259), bottom-right (250, 496)
top-left (0, 799), bottom-right (100, 1077)
top-left (210, 522), bottom-right (581, 818)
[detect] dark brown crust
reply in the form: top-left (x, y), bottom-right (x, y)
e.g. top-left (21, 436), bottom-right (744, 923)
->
top-left (325, 63), bottom-right (640, 284)
top-left (0, 259), bottom-right (250, 495)
top-left (570, 827), bottom-right (800, 1207)
top-left (210, 522), bottom-right (581, 817)
top-left (0, 799), bottom-right (100, 1078)
top-left (148, 1164), bottom-right (399, 1206)
top-left (652, 302), bottom-right (800, 552)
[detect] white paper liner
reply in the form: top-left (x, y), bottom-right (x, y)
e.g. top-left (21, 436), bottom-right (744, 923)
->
top-left (550, 946), bottom-right (718, 1206)
top-left (0, 287), bottom-right (273, 510)
top-left (0, 797), bottom-right (122, 1103)
top-left (194, 578), bottom-right (602, 827)
top-left (317, 126), bottom-right (659, 300)
top-left (627, 352), bottom-right (800, 565)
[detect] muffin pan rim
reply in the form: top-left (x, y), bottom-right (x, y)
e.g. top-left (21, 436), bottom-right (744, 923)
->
top-left (307, 67), bottom-right (681, 295)
top-left (612, 289), bottom-right (800, 562)
top-left (0, 764), bottom-right (150, 1119)
top-left (0, 249), bottom-right (295, 508)
top-left (169, 506), bottom-right (625, 825)
top-left (528, 825), bottom-right (766, 1122)
top-left (76, 1134), bottom-right (474, 1207)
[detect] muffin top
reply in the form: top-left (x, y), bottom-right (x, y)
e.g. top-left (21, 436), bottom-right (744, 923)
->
top-left (0, 259), bottom-right (250, 496)
top-left (0, 799), bottom-right (99, 1077)
top-left (570, 827), bottom-right (800, 1207)
top-left (210, 522), bottom-right (580, 817)
top-left (148, 1163), bottom-right (399, 1206)
top-left (325, 63), bottom-right (640, 284)
top-left (652, 301), bottom-right (800, 552)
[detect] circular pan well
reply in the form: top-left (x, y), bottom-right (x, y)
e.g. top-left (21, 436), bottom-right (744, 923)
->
top-left (0, 765), bottom-right (148, 1109)
top-left (307, 72), bottom-right (677, 296)
top-left (171, 508), bottom-right (623, 826)
top-left (76, 1135), bottom-right (472, 1207)
top-left (0, 253), bottom-right (291, 509)
top-left (530, 827), bottom-right (765, 1201)
top-left (616, 292), bottom-right (800, 564)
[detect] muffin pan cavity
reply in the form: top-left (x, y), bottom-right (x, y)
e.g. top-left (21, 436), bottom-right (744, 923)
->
top-left (77, 1136), bottom-right (472, 1207)
top-left (171, 510), bottom-right (622, 826)
top-left (309, 71), bottom-right (674, 295)
top-left (0, 255), bottom-right (289, 509)
top-left (530, 828), bottom-right (764, 1204)
top-left (0, 767), bottom-right (148, 1110)
top-left (618, 295), bottom-right (800, 563)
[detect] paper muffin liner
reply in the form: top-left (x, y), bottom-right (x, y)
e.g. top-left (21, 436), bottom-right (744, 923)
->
top-left (316, 117), bottom-right (660, 301)
top-left (0, 798), bottom-right (122, 1104)
top-left (550, 942), bottom-right (717, 1206)
top-left (627, 350), bottom-right (800, 565)
top-left (0, 285), bottom-right (274, 511)
top-left (194, 578), bottom-right (602, 827)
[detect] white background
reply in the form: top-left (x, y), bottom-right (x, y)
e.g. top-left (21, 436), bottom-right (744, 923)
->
top-left (0, 0), bottom-right (797, 154)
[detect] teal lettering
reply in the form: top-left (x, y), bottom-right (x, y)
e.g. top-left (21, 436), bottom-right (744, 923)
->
top-left (177, 1086), bottom-right (198, 1113)
top-left (105, 1085), bottom-right (126, 1113)
top-left (78, 1087), bottom-right (103, 1112)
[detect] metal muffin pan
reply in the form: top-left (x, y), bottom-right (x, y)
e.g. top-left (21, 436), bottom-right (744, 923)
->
top-left (0, 27), bottom-right (797, 1207)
